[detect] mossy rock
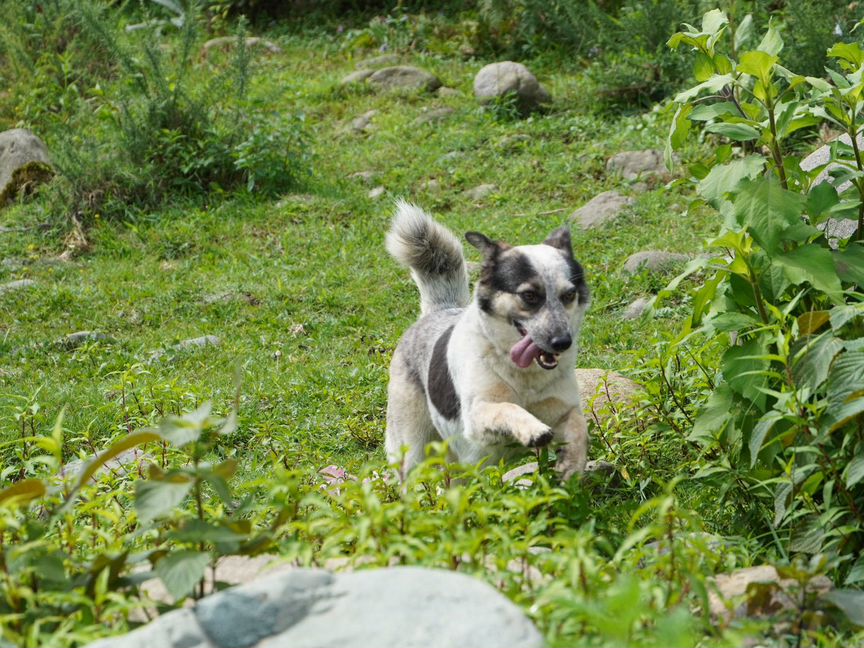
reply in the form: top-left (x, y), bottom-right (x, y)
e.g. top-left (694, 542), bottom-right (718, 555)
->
top-left (0, 128), bottom-right (54, 205)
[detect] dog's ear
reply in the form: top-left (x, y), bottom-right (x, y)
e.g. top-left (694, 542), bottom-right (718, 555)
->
top-left (465, 231), bottom-right (508, 257)
top-left (544, 226), bottom-right (573, 257)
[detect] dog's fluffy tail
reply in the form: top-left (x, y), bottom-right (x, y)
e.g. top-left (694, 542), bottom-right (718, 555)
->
top-left (386, 200), bottom-right (470, 315)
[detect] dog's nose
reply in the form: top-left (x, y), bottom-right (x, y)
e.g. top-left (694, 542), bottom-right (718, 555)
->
top-left (550, 334), bottom-right (572, 352)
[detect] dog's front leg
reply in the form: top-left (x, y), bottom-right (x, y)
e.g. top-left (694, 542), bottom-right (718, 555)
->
top-left (552, 407), bottom-right (589, 480)
top-left (466, 401), bottom-right (554, 448)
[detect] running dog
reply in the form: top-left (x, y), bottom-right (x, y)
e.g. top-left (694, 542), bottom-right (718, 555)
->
top-left (385, 201), bottom-right (590, 479)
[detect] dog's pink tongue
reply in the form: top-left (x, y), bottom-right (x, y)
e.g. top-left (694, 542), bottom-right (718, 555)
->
top-left (510, 335), bottom-right (541, 368)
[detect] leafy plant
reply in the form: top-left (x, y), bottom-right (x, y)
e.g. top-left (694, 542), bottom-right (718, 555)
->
top-left (663, 8), bottom-right (864, 589)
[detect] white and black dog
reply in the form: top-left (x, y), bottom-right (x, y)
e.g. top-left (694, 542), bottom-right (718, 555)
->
top-left (385, 201), bottom-right (590, 479)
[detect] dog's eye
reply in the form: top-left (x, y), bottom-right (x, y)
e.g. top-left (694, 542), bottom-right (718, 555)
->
top-left (519, 290), bottom-right (543, 307)
top-left (560, 288), bottom-right (578, 304)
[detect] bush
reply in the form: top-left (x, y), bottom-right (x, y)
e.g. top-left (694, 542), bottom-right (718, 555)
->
top-left (664, 9), bottom-right (864, 580)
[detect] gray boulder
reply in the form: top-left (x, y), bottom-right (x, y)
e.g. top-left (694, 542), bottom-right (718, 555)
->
top-left (473, 62), bottom-right (550, 112)
top-left (575, 368), bottom-right (644, 427)
top-left (623, 250), bottom-right (688, 274)
top-left (622, 296), bottom-right (652, 320)
top-left (606, 149), bottom-right (666, 180)
top-left (414, 107), bottom-right (455, 125)
top-left (0, 278), bottom-right (35, 294)
top-left (463, 183), bottom-right (498, 201)
top-left (84, 567), bottom-right (545, 648)
top-left (341, 69), bottom-right (375, 86)
top-left (800, 133), bottom-right (861, 244)
top-left (0, 129), bottom-right (53, 203)
top-left (355, 54), bottom-right (400, 69)
top-left (367, 66), bottom-right (442, 92)
top-left (570, 191), bottom-right (633, 229)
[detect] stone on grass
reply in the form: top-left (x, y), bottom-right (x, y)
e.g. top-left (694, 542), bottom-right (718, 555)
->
top-left (413, 106), bottom-right (455, 125)
top-left (341, 69), bottom-right (375, 86)
top-left (347, 170), bottom-right (377, 184)
top-left (801, 134), bottom-right (861, 245)
top-left (622, 296), bottom-right (652, 320)
top-left (355, 53), bottom-right (399, 69)
top-left (0, 129), bottom-right (53, 203)
top-left (85, 568), bottom-right (544, 648)
top-left (464, 183), bottom-right (498, 201)
top-left (149, 335), bottom-right (220, 363)
top-left (439, 151), bottom-right (464, 164)
top-left (570, 191), bottom-right (633, 229)
top-left (437, 86), bottom-right (461, 98)
top-left (367, 66), bottom-right (442, 92)
top-left (62, 331), bottom-right (108, 349)
top-left (575, 368), bottom-right (643, 426)
top-left (202, 36), bottom-right (281, 54)
top-left (368, 186), bottom-right (385, 200)
top-left (0, 278), bottom-right (35, 294)
top-left (623, 250), bottom-right (688, 274)
top-left (606, 149), bottom-right (666, 180)
top-left (350, 110), bottom-right (378, 133)
top-left (473, 61), bottom-right (551, 112)
top-left (709, 565), bottom-right (833, 622)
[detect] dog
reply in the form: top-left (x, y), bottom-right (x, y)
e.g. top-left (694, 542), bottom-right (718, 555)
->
top-left (384, 201), bottom-right (590, 479)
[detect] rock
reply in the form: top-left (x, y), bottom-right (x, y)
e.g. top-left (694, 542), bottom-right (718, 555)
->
top-left (439, 151), bottom-right (464, 164)
top-left (149, 335), bottom-right (220, 363)
top-left (340, 69), bottom-right (375, 86)
top-left (464, 184), bottom-right (498, 201)
top-left (584, 459), bottom-right (615, 475)
top-left (420, 178), bottom-right (441, 191)
top-left (437, 86), bottom-right (461, 98)
top-left (473, 61), bottom-right (551, 112)
top-left (622, 296), bottom-right (652, 320)
top-left (575, 368), bottom-right (643, 426)
top-left (0, 129), bottom-right (53, 203)
top-left (0, 257), bottom-right (25, 271)
top-left (60, 447), bottom-right (150, 482)
top-left (355, 54), bottom-right (400, 69)
top-left (202, 36), bottom-right (281, 54)
top-left (709, 565), bottom-right (833, 622)
top-left (631, 182), bottom-right (649, 194)
top-left (497, 134), bottom-right (531, 149)
top-left (62, 331), bottom-right (108, 349)
top-left (623, 250), bottom-right (688, 274)
top-left (0, 278), bottom-right (35, 294)
top-left (800, 136), bottom-right (861, 245)
top-left (347, 170), bottom-right (377, 184)
top-left (570, 191), bottom-right (633, 229)
top-left (368, 186), bottom-right (385, 200)
top-left (502, 461), bottom-right (538, 487)
top-left (367, 66), bottom-right (442, 92)
top-left (350, 110), bottom-right (378, 133)
top-left (414, 107), bottom-right (455, 125)
top-left (606, 149), bottom-right (666, 180)
top-left (86, 568), bottom-right (544, 648)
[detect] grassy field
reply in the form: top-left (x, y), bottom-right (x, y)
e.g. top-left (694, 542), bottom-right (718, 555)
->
top-left (3, 12), bottom-right (862, 648)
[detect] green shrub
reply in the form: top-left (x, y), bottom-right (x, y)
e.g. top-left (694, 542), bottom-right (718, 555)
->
top-left (664, 9), bottom-right (864, 581)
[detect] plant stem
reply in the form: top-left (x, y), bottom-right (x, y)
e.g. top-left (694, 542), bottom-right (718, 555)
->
top-left (847, 123), bottom-right (864, 242)
top-left (766, 98), bottom-right (788, 189)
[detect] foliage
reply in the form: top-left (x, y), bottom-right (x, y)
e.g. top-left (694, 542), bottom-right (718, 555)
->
top-left (664, 8), bottom-right (864, 582)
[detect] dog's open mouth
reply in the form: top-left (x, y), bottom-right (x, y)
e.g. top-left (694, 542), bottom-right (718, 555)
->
top-left (511, 322), bottom-right (559, 370)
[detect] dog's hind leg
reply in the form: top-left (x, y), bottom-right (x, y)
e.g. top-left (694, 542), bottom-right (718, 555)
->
top-left (385, 357), bottom-right (438, 478)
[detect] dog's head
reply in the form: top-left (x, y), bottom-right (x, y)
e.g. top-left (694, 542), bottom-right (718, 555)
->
top-left (465, 226), bottom-right (590, 371)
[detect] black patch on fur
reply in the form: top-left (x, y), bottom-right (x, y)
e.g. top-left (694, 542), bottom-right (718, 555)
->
top-left (428, 326), bottom-right (460, 420)
top-left (564, 256), bottom-right (590, 305)
top-left (476, 249), bottom-right (543, 313)
top-left (527, 428), bottom-right (554, 448)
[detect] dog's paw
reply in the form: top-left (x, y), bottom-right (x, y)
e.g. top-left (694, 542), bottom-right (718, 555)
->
top-left (525, 426), bottom-right (554, 448)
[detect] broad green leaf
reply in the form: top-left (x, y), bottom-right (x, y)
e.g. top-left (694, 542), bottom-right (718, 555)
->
top-left (805, 183), bottom-right (839, 222)
top-left (75, 431), bottom-right (161, 491)
top-left (689, 383), bottom-right (734, 445)
top-left (702, 9), bottom-right (728, 35)
top-left (734, 14), bottom-right (754, 51)
top-left (830, 304), bottom-right (864, 331)
top-left (154, 550), bottom-right (210, 601)
top-left (749, 411), bottom-right (782, 467)
top-left (823, 396), bottom-right (864, 432)
top-left (698, 155), bottom-right (765, 205)
top-left (733, 178), bottom-right (804, 254)
top-left (774, 481), bottom-right (792, 526)
top-left (775, 245), bottom-right (844, 303)
top-left (0, 478), bottom-right (46, 506)
top-left (705, 122), bottom-right (761, 141)
top-left (806, 76), bottom-right (833, 92)
top-left (158, 403), bottom-right (213, 447)
top-left (666, 104), bottom-right (692, 167)
top-left (824, 589), bottom-right (864, 627)
top-left (673, 74), bottom-right (735, 104)
top-left (722, 338), bottom-right (769, 409)
top-left (828, 42), bottom-right (864, 66)
top-left (738, 50), bottom-right (777, 84)
top-left (835, 243), bottom-right (864, 287)
top-left (757, 20), bottom-right (783, 56)
top-left (135, 476), bottom-right (194, 524)
top-left (169, 519), bottom-right (248, 543)
top-left (846, 556), bottom-right (864, 585)
top-left (844, 455), bottom-right (864, 488)
top-left (828, 351), bottom-right (864, 407)
top-left (694, 51), bottom-right (715, 82)
top-left (689, 102), bottom-right (739, 121)
top-left (793, 332), bottom-right (844, 390)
